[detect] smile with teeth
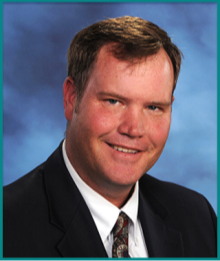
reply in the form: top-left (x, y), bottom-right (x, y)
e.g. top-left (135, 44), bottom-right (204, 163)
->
top-left (110, 144), bottom-right (139, 154)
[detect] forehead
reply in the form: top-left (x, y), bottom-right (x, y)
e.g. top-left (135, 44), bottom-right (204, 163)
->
top-left (82, 45), bottom-right (174, 105)
top-left (95, 44), bottom-right (174, 77)
top-left (92, 45), bottom-right (174, 89)
top-left (83, 48), bottom-right (174, 106)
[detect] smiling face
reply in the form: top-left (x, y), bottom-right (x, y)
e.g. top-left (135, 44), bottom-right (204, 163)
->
top-left (64, 45), bottom-right (174, 205)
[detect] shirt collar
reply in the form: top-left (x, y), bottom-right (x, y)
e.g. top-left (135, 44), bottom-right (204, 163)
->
top-left (62, 139), bottom-right (139, 243)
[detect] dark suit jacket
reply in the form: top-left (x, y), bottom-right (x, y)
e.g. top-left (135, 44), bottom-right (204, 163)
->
top-left (3, 142), bottom-right (217, 257)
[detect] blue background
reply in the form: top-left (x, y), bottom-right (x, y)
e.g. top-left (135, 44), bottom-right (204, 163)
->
top-left (3, 3), bottom-right (217, 213)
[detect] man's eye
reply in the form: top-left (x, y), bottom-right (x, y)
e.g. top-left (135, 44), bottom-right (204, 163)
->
top-left (108, 99), bottom-right (118, 105)
top-left (148, 105), bottom-right (158, 111)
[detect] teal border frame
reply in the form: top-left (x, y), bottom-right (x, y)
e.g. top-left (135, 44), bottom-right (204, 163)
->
top-left (1, 1), bottom-right (218, 260)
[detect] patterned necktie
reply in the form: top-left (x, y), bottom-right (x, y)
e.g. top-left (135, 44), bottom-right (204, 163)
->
top-left (112, 212), bottom-right (130, 258)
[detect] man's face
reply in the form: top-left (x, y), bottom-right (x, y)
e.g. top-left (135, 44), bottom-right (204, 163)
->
top-left (64, 45), bottom-right (174, 200)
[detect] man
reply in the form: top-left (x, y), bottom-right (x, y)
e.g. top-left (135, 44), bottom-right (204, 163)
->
top-left (3, 16), bottom-right (217, 257)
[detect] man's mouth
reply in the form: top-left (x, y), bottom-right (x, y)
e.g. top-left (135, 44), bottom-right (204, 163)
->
top-left (109, 144), bottom-right (139, 154)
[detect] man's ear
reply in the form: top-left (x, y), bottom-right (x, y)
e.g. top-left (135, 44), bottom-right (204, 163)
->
top-left (63, 76), bottom-right (77, 121)
top-left (172, 95), bottom-right (175, 104)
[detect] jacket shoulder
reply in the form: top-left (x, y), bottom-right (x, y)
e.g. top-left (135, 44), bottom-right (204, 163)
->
top-left (3, 148), bottom-right (64, 257)
top-left (4, 162), bottom-right (47, 213)
top-left (139, 173), bottom-right (217, 257)
top-left (139, 173), bottom-right (216, 217)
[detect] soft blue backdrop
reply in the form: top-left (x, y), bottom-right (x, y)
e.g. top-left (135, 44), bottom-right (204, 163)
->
top-left (3, 3), bottom-right (217, 213)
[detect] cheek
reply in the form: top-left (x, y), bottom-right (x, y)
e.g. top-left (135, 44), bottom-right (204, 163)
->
top-left (87, 107), bottom-right (119, 135)
top-left (148, 118), bottom-right (171, 146)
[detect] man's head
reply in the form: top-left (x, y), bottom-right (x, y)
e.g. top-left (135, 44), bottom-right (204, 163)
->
top-left (67, 16), bottom-right (182, 106)
top-left (63, 16), bottom-right (182, 206)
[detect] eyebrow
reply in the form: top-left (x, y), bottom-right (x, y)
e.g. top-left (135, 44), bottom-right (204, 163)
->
top-left (97, 91), bottom-right (127, 101)
top-left (150, 101), bottom-right (173, 107)
top-left (97, 91), bottom-right (173, 106)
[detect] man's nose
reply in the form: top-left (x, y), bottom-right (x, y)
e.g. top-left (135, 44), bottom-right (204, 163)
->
top-left (118, 107), bottom-right (146, 138)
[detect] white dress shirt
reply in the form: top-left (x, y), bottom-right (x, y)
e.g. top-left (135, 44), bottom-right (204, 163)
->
top-left (62, 140), bottom-right (148, 257)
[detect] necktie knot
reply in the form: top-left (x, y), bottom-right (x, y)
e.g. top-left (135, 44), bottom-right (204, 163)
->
top-left (112, 212), bottom-right (130, 258)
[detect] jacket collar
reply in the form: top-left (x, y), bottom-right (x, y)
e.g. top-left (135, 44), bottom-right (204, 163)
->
top-left (139, 175), bottom-right (184, 257)
top-left (44, 142), bottom-right (107, 257)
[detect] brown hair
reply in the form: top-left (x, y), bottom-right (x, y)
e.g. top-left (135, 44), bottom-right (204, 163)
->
top-left (67, 16), bottom-right (182, 102)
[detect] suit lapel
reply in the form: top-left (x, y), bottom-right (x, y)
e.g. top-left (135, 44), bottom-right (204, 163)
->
top-left (139, 187), bottom-right (184, 257)
top-left (57, 197), bottom-right (108, 257)
top-left (44, 142), bottom-right (107, 257)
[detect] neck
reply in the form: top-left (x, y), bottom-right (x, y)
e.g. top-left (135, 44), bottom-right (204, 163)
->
top-left (84, 179), bottom-right (135, 208)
